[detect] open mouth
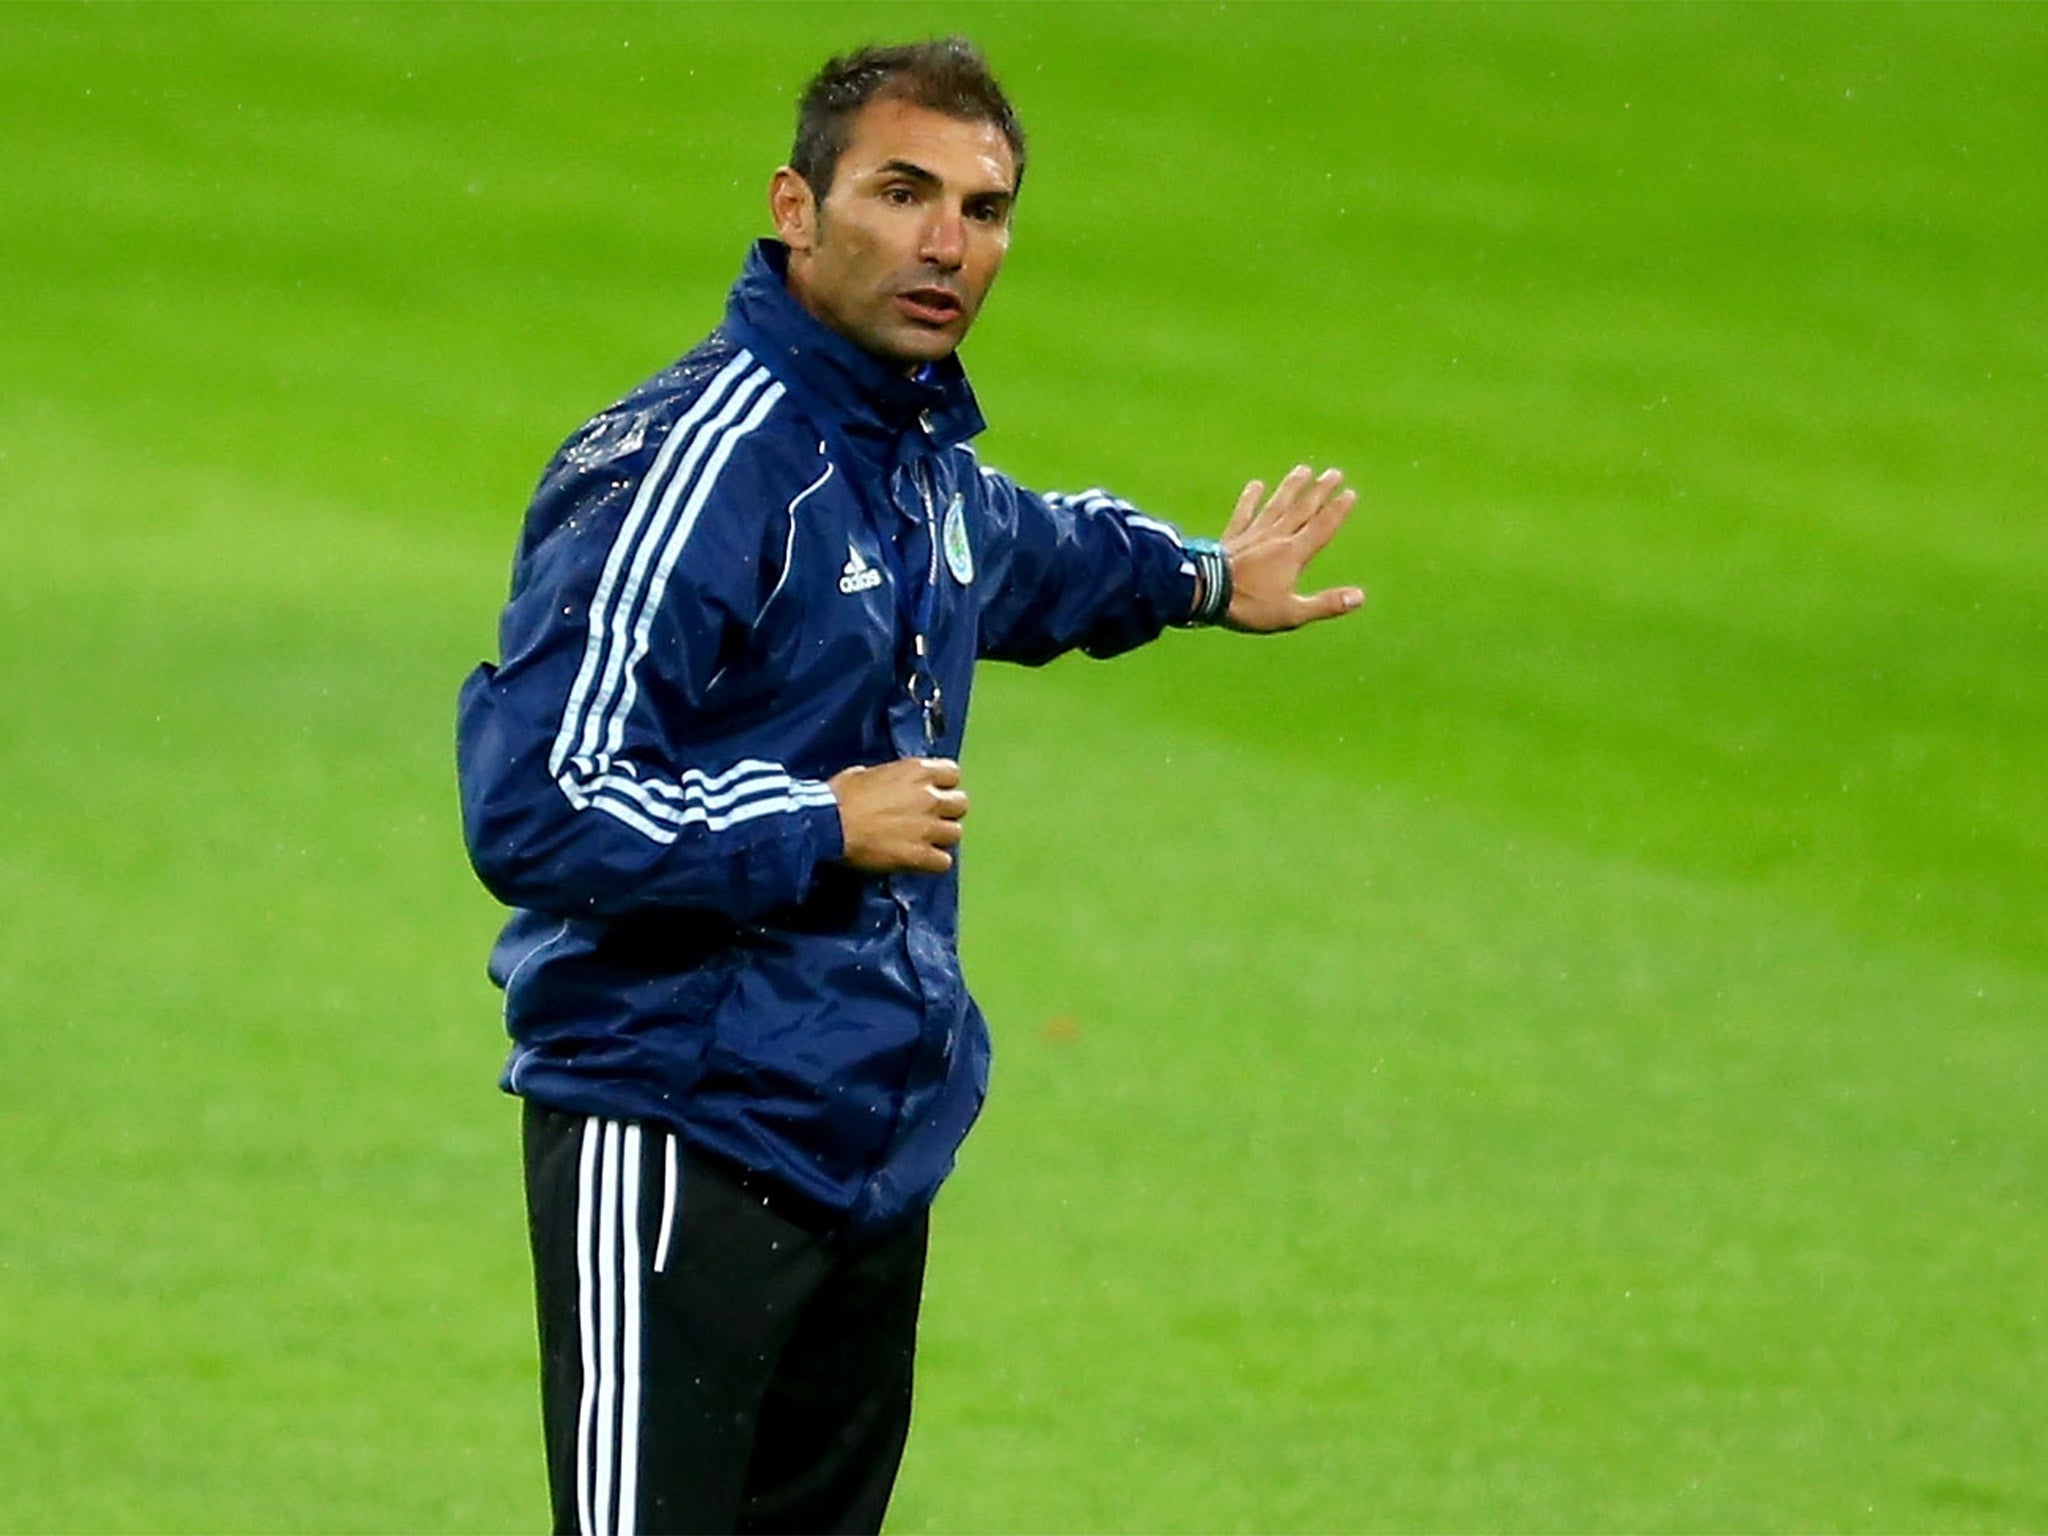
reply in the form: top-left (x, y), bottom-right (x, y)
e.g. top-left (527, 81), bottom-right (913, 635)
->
top-left (895, 287), bottom-right (964, 326)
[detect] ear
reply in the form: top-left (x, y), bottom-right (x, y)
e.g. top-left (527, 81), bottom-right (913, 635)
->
top-left (769, 167), bottom-right (818, 253)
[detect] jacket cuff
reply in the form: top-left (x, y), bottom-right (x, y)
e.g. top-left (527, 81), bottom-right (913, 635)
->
top-left (804, 786), bottom-right (847, 865)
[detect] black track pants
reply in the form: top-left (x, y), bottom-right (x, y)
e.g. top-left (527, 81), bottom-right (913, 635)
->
top-left (522, 1103), bottom-right (929, 1536)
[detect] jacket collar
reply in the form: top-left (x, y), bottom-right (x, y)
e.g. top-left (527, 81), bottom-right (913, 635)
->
top-left (722, 240), bottom-right (988, 470)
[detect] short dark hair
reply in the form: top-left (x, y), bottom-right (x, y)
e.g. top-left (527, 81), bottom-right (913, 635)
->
top-left (790, 38), bottom-right (1026, 199)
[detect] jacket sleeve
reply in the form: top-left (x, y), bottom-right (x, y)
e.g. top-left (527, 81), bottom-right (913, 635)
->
top-left (457, 399), bottom-right (844, 923)
top-left (971, 464), bottom-right (1204, 665)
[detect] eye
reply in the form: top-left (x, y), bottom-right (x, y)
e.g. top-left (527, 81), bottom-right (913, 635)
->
top-left (882, 184), bottom-right (918, 206)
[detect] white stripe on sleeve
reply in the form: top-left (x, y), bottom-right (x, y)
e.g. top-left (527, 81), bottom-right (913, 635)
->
top-left (552, 352), bottom-right (762, 789)
top-left (542, 356), bottom-right (833, 850)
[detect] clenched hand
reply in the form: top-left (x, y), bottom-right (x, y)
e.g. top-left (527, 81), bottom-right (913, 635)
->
top-left (830, 757), bottom-right (970, 875)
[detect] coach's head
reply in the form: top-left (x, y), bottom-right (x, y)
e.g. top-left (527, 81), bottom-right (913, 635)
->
top-left (770, 38), bottom-right (1025, 369)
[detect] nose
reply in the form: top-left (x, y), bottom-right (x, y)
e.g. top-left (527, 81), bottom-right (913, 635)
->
top-left (919, 206), bottom-right (966, 270)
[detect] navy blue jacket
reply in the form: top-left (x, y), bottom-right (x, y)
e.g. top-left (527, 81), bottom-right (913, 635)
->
top-left (458, 242), bottom-right (1201, 1232)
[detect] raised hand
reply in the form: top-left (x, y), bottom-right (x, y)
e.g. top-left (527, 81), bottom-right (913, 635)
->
top-left (1219, 465), bottom-right (1364, 632)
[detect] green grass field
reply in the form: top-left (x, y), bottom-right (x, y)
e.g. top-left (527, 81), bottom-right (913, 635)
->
top-left (4, 3), bottom-right (2044, 1531)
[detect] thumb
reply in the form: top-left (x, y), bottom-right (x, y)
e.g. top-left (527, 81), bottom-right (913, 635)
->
top-left (1298, 586), bottom-right (1367, 624)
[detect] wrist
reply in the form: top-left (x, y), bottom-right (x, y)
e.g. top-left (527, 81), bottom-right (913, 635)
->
top-left (1182, 537), bottom-right (1233, 627)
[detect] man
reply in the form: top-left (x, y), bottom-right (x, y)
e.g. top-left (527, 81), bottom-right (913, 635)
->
top-left (458, 37), bottom-right (1361, 1536)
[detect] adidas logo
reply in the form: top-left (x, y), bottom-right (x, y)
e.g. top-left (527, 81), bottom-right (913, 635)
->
top-left (838, 542), bottom-right (883, 595)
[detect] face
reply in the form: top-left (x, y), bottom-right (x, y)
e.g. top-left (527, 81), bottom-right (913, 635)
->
top-left (771, 98), bottom-right (1017, 368)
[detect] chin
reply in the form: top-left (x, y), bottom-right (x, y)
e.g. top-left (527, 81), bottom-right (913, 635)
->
top-left (876, 333), bottom-right (959, 369)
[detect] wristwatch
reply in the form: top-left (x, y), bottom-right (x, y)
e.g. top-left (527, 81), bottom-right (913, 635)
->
top-left (1183, 537), bottom-right (1233, 627)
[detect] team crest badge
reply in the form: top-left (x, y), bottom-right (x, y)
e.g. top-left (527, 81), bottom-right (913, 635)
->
top-left (941, 494), bottom-right (974, 585)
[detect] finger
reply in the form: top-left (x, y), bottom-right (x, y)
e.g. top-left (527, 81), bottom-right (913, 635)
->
top-left (1295, 585), bottom-right (1367, 624)
top-left (914, 845), bottom-right (955, 873)
top-left (920, 757), bottom-right (962, 788)
top-left (1276, 468), bottom-right (1345, 537)
top-left (1258, 464), bottom-right (1314, 527)
top-left (930, 787), bottom-right (969, 821)
top-left (1293, 486), bottom-right (1357, 554)
top-left (931, 817), bottom-right (965, 849)
top-left (1223, 479), bottom-right (1263, 540)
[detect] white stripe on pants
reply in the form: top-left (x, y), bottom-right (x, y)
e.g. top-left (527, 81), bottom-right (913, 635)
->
top-left (574, 1118), bottom-right (649, 1536)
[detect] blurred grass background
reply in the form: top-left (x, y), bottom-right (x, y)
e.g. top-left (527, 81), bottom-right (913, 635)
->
top-left (2, 2), bottom-right (2043, 1531)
